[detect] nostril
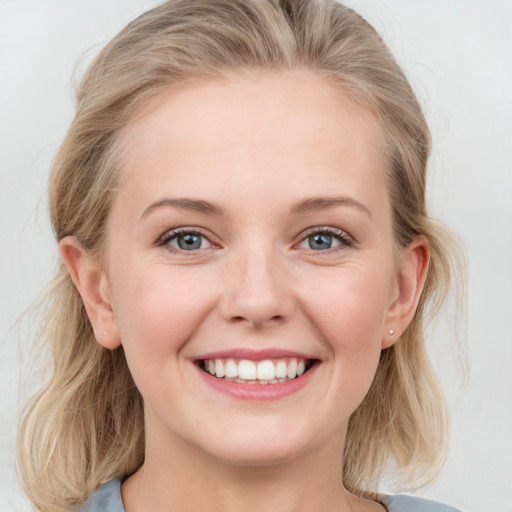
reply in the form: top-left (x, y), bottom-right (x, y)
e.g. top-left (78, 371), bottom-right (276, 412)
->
top-left (229, 313), bottom-right (285, 327)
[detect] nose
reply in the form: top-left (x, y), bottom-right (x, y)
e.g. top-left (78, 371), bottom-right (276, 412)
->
top-left (220, 247), bottom-right (295, 329)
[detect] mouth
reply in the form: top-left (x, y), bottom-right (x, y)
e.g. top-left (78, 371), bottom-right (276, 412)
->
top-left (196, 357), bottom-right (318, 385)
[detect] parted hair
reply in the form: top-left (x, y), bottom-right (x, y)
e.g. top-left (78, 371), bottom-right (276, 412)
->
top-left (18, 1), bottom-right (464, 510)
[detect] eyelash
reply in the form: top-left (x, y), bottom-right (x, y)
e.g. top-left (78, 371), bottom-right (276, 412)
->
top-left (157, 226), bottom-right (354, 254)
top-left (298, 226), bottom-right (354, 253)
top-left (157, 228), bottom-right (213, 253)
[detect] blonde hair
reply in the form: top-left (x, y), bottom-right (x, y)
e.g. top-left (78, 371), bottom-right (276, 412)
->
top-left (18, 0), bottom-right (464, 509)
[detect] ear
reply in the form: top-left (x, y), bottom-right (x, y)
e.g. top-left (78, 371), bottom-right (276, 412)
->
top-left (59, 236), bottom-right (121, 349)
top-left (382, 236), bottom-right (429, 349)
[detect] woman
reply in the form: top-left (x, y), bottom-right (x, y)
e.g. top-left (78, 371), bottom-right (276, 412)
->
top-left (18, 1), bottom-right (464, 511)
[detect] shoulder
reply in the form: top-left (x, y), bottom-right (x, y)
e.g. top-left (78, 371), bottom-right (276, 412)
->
top-left (81, 482), bottom-right (464, 512)
top-left (82, 479), bottom-right (125, 512)
top-left (381, 494), bottom-right (463, 512)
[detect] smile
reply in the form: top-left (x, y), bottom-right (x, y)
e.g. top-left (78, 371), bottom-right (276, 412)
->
top-left (198, 357), bottom-right (316, 384)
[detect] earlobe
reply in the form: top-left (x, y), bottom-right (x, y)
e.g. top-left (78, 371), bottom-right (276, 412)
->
top-left (59, 236), bottom-right (121, 349)
top-left (382, 236), bottom-right (429, 349)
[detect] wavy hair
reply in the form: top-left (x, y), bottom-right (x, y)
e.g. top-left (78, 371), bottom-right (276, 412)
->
top-left (18, 1), bottom-right (465, 510)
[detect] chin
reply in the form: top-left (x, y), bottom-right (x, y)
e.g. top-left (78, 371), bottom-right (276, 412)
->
top-left (212, 444), bottom-right (304, 468)
top-left (197, 423), bottom-right (318, 468)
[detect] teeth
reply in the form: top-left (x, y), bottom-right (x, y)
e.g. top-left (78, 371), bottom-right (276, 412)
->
top-left (225, 359), bottom-right (238, 379)
top-left (287, 358), bottom-right (297, 379)
top-left (215, 359), bottom-right (225, 378)
top-left (256, 360), bottom-right (275, 380)
top-left (203, 357), bottom-right (310, 383)
top-left (275, 360), bottom-right (287, 379)
top-left (238, 360), bottom-right (257, 380)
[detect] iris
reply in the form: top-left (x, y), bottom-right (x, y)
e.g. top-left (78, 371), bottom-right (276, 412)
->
top-left (308, 233), bottom-right (333, 250)
top-left (177, 233), bottom-right (202, 250)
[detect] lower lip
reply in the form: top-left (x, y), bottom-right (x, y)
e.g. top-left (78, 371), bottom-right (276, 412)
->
top-left (195, 363), bottom-right (318, 401)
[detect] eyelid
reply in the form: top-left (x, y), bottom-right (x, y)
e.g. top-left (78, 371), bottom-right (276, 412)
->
top-left (155, 225), bottom-right (354, 253)
top-left (157, 226), bottom-right (219, 252)
top-left (296, 226), bottom-right (354, 250)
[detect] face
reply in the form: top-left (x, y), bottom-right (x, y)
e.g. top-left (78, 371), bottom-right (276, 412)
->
top-left (92, 71), bottom-right (413, 467)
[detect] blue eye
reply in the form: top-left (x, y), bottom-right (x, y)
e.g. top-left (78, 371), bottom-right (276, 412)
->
top-left (162, 230), bottom-right (212, 251)
top-left (298, 228), bottom-right (350, 251)
top-left (308, 233), bottom-right (337, 250)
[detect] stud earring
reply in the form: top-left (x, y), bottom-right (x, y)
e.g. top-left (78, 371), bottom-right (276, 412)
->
top-left (388, 329), bottom-right (394, 335)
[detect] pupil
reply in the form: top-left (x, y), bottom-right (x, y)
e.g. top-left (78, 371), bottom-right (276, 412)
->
top-left (178, 234), bottom-right (201, 250)
top-left (309, 233), bottom-right (332, 250)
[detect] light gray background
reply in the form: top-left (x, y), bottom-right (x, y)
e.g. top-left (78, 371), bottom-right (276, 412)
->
top-left (1, 1), bottom-right (511, 511)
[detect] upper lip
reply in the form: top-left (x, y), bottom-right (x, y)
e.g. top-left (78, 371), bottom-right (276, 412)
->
top-left (194, 348), bottom-right (316, 361)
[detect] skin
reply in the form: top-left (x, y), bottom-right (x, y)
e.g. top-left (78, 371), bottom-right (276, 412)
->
top-left (61, 71), bottom-right (429, 512)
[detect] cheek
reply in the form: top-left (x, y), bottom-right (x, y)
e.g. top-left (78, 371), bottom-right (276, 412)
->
top-left (301, 266), bottom-right (391, 349)
top-left (297, 263), bottom-right (391, 399)
top-left (287, 266), bottom-right (391, 428)
top-left (111, 267), bottom-right (216, 361)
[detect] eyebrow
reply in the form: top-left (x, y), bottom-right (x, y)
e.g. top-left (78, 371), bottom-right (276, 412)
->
top-left (141, 198), bottom-right (224, 218)
top-left (141, 195), bottom-right (371, 219)
top-left (290, 196), bottom-right (372, 217)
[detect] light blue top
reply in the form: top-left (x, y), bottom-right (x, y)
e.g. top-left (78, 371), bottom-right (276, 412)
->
top-left (83, 479), bottom-right (463, 511)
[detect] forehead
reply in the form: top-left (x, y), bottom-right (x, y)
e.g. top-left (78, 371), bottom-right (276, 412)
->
top-left (115, 71), bottom-right (388, 213)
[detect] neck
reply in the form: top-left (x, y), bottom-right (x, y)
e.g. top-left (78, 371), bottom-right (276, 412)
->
top-left (122, 426), bottom-right (361, 512)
